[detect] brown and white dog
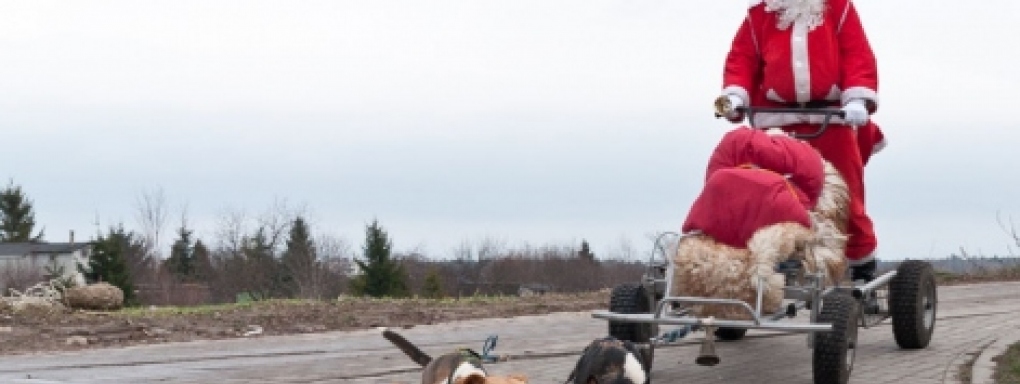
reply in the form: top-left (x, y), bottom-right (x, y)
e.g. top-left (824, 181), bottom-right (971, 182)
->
top-left (382, 328), bottom-right (529, 384)
top-left (674, 130), bottom-right (851, 320)
top-left (566, 337), bottom-right (650, 384)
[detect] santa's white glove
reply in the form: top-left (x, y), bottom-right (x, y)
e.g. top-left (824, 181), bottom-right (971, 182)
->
top-left (841, 99), bottom-right (869, 127)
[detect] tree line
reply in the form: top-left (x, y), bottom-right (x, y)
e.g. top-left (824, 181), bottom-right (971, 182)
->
top-left (1, 181), bottom-right (646, 305)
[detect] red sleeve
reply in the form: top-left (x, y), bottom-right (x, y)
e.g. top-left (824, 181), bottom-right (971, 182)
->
top-left (837, 0), bottom-right (879, 112)
top-left (722, 15), bottom-right (761, 108)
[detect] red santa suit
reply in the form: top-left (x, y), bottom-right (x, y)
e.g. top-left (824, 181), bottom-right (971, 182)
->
top-left (683, 128), bottom-right (824, 248)
top-left (721, 0), bottom-right (881, 264)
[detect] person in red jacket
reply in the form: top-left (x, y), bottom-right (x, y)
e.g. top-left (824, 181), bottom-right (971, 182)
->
top-left (716, 0), bottom-right (885, 281)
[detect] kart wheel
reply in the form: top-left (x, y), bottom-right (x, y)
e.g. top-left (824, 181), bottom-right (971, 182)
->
top-left (609, 283), bottom-right (658, 344)
top-left (715, 327), bottom-right (748, 341)
top-left (889, 260), bottom-right (937, 349)
top-left (813, 292), bottom-right (859, 384)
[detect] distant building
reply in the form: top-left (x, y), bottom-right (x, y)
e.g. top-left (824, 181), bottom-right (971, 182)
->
top-left (0, 242), bottom-right (91, 292)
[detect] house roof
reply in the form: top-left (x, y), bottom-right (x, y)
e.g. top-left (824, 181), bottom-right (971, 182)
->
top-left (0, 242), bottom-right (90, 258)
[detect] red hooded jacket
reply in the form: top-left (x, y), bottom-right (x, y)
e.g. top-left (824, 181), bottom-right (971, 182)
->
top-left (682, 128), bottom-right (824, 248)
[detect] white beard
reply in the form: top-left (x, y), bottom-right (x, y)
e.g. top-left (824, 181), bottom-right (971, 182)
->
top-left (764, 0), bottom-right (826, 30)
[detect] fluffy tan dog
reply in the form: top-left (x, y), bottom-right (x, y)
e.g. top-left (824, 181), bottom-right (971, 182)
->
top-left (672, 161), bottom-right (850, 320)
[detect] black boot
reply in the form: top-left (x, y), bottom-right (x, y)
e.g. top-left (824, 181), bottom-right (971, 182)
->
top-left (850, 259), bottom-right (877, 283)
top-left (851, 260), bottom-right (880, 314)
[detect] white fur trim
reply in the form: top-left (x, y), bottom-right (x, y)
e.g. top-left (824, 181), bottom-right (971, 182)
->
top-left (791, 20), bottom-right (811, 103)
top-left (838, 1), bottom-right (851, 32)
top-left (825, 85), bottom-right (842, 101)
top-left (841, 86), bottom-right (879, 106)
top-left (748, 15), bottom-right (760, 53)
top-left (623, 352), bottom-right (647, 384)
top-left (448, 363), bottom-right (486, 384)
top-left (749, 0), bottom-right (763, 7)
top-left (872, 138), bottom-right (887, 155)
top-left (766, 89), bottom-right (788, 103)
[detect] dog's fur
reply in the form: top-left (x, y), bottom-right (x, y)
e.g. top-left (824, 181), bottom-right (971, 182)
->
top-left (567, 337), bottom-right (650, 384)
top-left (673, 160), bottom-right (850, 320)
top-left (382, 329), bottom-right (528, 384)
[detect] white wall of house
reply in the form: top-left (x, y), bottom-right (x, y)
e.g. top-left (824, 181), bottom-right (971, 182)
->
top-left (0, 246), bottom-right (89, 292)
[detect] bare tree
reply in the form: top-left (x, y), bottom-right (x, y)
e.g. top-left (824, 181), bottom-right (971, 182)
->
top-left (605, 236), bottom-right (639, 262)
top-left (997, 211), bottom-right (1020, 256)
top-left (1, 261), bottom-right (45, 294)
top-left (256, 198), bottom-right (305, 254)
top-left (134, 188), bottom-right (169, 260)
top-left (395, 248), bottom-right (432, 296)
top-left (317, 234), bottom-right (354, 297)
top-left (213, 207), bottom-right (248, 256)
top-left (205, 200), bottom-right (307, 301)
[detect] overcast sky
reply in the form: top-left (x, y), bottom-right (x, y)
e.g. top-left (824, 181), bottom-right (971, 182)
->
top-left (2, 1), bottom-right (1019, 261)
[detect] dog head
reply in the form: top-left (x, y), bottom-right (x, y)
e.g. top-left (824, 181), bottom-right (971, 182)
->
top-left (570, 337), bottom-right (649, 384)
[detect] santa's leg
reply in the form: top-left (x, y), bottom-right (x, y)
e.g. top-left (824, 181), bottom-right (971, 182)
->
top-left (789, 123), bottom-right (878, 280)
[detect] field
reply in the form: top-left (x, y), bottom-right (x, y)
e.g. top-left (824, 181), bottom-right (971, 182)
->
top-left (0, 290), bottom-right (610, 355)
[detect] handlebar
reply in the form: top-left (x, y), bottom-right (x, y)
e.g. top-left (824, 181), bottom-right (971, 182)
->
top-left (742, 107), bottom-right (845, 139)
top-left (715, 99), bottom-right (848, 139)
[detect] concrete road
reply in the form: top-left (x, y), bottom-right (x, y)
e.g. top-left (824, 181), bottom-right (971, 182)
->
top-left (1, 281), bottom-right (1018, 384)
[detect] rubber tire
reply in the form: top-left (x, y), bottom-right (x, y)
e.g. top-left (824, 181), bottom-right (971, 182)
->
top-left (608, 283), bottom-right (658, 344)
top-left (889, 260), bottom-right (937, 349)
top-left (813, 292), bottom-right (859, 384)
top-left (715, 327), bottom-right (748, 341)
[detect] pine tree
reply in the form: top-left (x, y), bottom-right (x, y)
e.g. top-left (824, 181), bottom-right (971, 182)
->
top-left (242, 228), bottom-right (283, 300)
top-left (0, 181), bottom-right (44, 242)
top-left (82, 226), bottom-right (138, 306)
top-left (578, 240), bottom-right (596, 262)
top-left (350, 220), bottom-right (409, 297)
top-left (281, 216), bottom-right (317, 298)
top-left (422, 269), bottom-right (444, 299)
top-left (165, 225), bottom-right (195, 281)
top-left (192, 239), bottom-right (214, 283)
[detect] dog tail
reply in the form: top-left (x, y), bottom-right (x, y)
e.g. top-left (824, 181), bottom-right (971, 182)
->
top-left (382, 328), bottom-right (432, 366)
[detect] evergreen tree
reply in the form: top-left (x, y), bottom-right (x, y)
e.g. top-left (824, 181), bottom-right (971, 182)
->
top-left (165, 225), bottom-right (195, 280)
top-left (281, 216), bottom-right (317, 298)
top-left (0, 181), bottom-right (44, 242)
top-left (192, 239), bottom-right (214, 283)
top-left (578, 240), bottom-right (596, 262)
top-left (82, 225), bottom-right (138, 306)
top-left (350, 220), bottom-right (409, 297)
top-left (242, 228), bottom-right (284, 300)
top-left (422, 268), bottom-right (443, 299)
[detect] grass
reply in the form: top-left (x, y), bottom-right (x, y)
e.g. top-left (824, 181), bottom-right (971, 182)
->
top-left (994, 342), bottom-right (1020, 384)
top-left (108, 291), bottom-right (604, 318)
top-left (957, 347), bottom-right (982, 384)
top-left (933, 266), bottom-right (1020, 286)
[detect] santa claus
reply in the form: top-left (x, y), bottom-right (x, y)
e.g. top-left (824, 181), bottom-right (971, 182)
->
top-left (716, 0), bottom-right (885, 281)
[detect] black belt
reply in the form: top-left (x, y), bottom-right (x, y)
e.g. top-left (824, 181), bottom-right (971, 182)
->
top-left (782, 100), bottom-right (838, 109)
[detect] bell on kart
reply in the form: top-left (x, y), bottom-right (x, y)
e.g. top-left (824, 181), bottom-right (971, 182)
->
top-left (713, 95), bottom-right (736, 117)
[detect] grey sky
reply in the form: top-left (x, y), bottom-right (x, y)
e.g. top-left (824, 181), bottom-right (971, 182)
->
top-left (2, 1), bottom-right (1019, 260)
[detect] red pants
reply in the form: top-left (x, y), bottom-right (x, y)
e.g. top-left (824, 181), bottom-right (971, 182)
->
top-left (784, 123), bottom-right (879, 264)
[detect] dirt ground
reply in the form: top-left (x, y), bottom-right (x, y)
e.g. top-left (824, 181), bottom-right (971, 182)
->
top-left (0, 291), bottom-right (610, 356)
top-left (1, 272), bottom-right (1012, 357)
